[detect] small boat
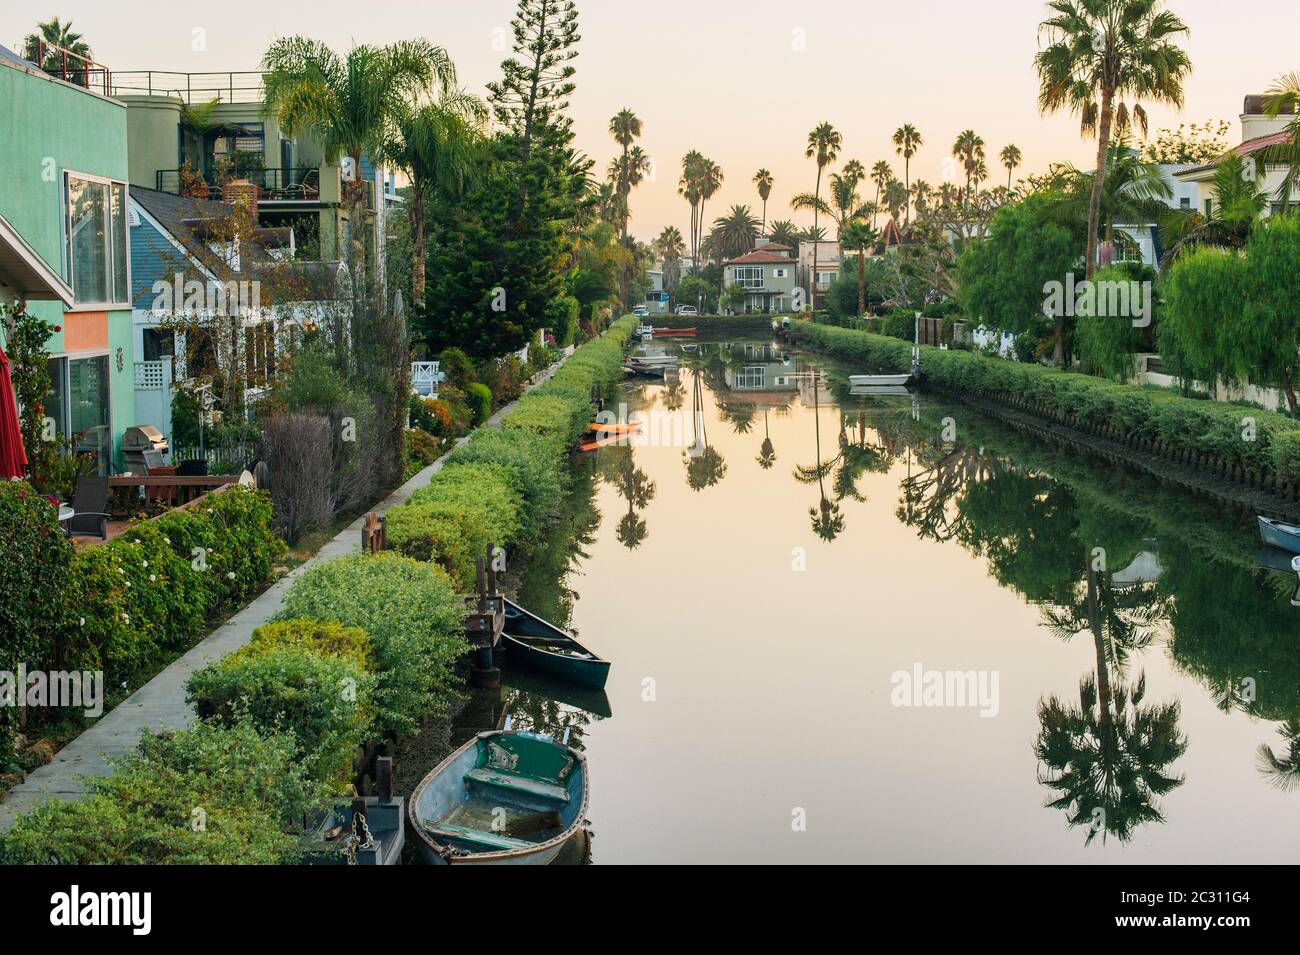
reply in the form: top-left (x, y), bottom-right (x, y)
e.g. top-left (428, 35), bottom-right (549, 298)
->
top-left (587, 421), bottom-right (641, 435)
top-left (629, 353), bottom-right (677, 366)
top-left (1257, 515), bottom-right (1300, 554)
top-left (849, 384), bottom-right (910, 397)
top-left (633, 323), bottom-right (654, 340)
top-left (408, 730), bottom-right (589, 865)
top-left (500, 597), bottom-right (610, 689)
top-left (577, 432), bottom-right (626, 452)
top-left (848, 373), bottom-right (912, 388)
top-left (651, 327), bottom-right (696, 337)
top-left (623, 364), bottom-right (665, 381)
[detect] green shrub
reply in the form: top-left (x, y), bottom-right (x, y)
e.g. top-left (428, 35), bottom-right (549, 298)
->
top-left (795, 320), bottom-right (1300, 482)
top-left (406, 428), bottom-right (441, 467)
top-left (274, 554), bottom-right (466, 737)
top-left (503, 394), bottom-right (587, 446)
top-left (0, 482), bottom-right (74, 764)
top-left (186, 644), bottom-right (374, 783)
top-left (245, 618), bottom-right (375, 670)
top-left (0, 718), bottom-right (313, 864)
top-left (447, 427), bottom-right (567, 542)
top-left (466, 382), bottom-right (493, 425)
top-left (437, 347), bottom-right (476, 390)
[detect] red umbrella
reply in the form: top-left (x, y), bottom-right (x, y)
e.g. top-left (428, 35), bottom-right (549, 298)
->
top-left (0, 342), bottom-right (28, 480)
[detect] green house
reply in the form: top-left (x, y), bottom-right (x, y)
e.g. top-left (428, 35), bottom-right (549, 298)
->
top-left (0, 45), bottom-right (135, 474)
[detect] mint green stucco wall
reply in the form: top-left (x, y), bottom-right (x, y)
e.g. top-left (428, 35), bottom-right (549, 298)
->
top-left (0, 60), bottom-right (134, 468)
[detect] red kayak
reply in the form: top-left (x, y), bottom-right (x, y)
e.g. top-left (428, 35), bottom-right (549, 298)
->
top-left (651, 327), bottom-right (696, 337)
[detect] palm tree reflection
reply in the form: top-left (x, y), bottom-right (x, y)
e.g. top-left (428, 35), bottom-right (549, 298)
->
top-left (1257, 719), bottom-right (1300, 791)
top-left (684, 369), bottom-right (727, 490)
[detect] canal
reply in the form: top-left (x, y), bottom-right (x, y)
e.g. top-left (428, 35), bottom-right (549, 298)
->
top-left (455, 335), bottom-right (1300, 863)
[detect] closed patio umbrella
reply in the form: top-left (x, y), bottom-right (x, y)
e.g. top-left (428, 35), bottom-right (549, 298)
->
top-left (0, 342), bottom-right (28, 479)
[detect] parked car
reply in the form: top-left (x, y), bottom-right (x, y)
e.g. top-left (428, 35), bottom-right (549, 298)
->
top-left (675, 305), bottom-right (698, 316)
top-left (631, 305), bottom-right (649, 317)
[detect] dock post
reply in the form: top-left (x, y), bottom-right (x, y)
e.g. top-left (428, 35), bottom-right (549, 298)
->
top-left (469, 555), bottom-right (502, 688)
top-left (376, 756), bottom-right (393, 803)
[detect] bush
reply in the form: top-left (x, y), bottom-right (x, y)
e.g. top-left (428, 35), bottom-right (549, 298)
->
top-left (0, 483), bottom-right (73, 764)
top-left (186, 643), bottom-right (374, 783)
top-left (0, 718), bottom-right (313, 864)
top-left (437, 347), bottom-right (476, 391)
top-left (794, 320), bottom-right (1300, 483)
top-left (244, 618), bottom-right (375, 670)
top-left (264, 413), bottom-right (333, 546)
top-left (447, 427), bottom-right (567, 543)
top-left (405, 428), bottom-right (441, 467)
top-left (274, 554), bottom-right (465, 737)
top-left (503, 394), bottom-right (586, 446)
top-left (466, 382), bottom-right (493, 425)
top-left (409, 395), bottom-right (452, 436)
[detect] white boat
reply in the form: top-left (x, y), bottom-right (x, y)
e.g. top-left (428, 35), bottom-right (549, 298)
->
top-left (634, 324), bottom-right (654, 339)
top-left (630, 355), bottom-right (677, 368)
top-left (848, 373), bottom-right (912, 388)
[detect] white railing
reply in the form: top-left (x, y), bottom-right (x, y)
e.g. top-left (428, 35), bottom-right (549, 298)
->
top-left (134, 360), bottom-right (166, 390)
top-left (411, 361), bottom-right (444, 397)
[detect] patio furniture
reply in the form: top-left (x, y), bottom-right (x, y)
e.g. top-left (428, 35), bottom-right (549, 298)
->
top-left (284, 168), bottom-right (319, 200)
top-left (143, 451), bottom-right (178, 506)
top-left (57, 504), bottom-right (74, 524)
top-left (67, 475), bottom-right (111, 540)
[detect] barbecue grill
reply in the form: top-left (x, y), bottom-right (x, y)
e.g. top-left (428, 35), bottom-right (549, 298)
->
top-left (122, 425), bottom-right (169, 472)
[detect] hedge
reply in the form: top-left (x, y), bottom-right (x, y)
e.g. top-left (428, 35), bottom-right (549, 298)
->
top-left (795, 320), bottom-right (1300, 489)
top-left (274, 553), bottom-right (465, 738)
top-left (0, 717), bottom-right (314, 864)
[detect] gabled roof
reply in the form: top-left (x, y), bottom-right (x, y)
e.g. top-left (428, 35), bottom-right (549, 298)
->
top-left (0, 211), bottom-right (74, 305)
top-left (1177, 131), bottom-right (1294, 177)
top-left (724, 248), bottom-right (795, 266)
top-left (131, 186), bottom-right (274, 276)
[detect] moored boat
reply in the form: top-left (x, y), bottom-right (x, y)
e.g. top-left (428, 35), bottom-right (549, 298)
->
top-left (1257, 515), bottom-right (1300, 554)
top-left (651, 326), bottom-right (696, 337)
top-left (848, 373), bottom-right (912, 388)
top-left (408, 730), bottom-right (588, 865)
top-left (500, 597), bottom-right (610, 689)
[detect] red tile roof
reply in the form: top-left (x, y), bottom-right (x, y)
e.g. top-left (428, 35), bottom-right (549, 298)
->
top-left (1181, 131), bottom-right (1294, 175)
top-left (724, 249), bottom-right (795, 265)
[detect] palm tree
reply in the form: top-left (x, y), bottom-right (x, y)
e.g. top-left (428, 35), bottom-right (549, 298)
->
top-left (609, 109), bottom-right (644, 241)
top-left (656, 225), bottom-right (686, 298)
top-left (382, 90), bottom-right (485, 301)
top-left (698, 158), bottom-right (724, 258)
top-left (767, 219), bottom-right (801, 250)
top-left (804, 123), bottom-right (843, 311)
top-left (711, 205), bottom-right (761, 261)
top-left (1036, 0), bottom-right (1192, 284)
top-left (893, 124), bottom-right (923, 224)
top-left (839, 219), bottom-right (878, 318)
top-left (791, 172), bottom-right (863, 241)
top-left (952, 130), bottom-right (985, 209)
top-left (1260, 72), bottom-right (1300, 213)
top-left (869, 160), bottom-right (893, 225)
top-left (753, 169), bottom-right (774, 233)
top-left (262, 36), bottom-right (454, 342)
top-left (678, 151), bottom-right (705, 268)
top-left (882, 180), bottom-right (910, 224)
top-left (757, 409), bottom-right (777, 469)
top-left (22, 18), bottom-right (93, 84)
top-left (1157, 152), bottom-right (1269, 268)
top-left (910, 181), bottom-right (933, 217)
top-left (1000, 143), bottom-right (1022, 190)
top-left (1257, 718), bottom-right (1300, 791)
top-left (1057, 136), bottom-right (1172, 258)
top-left (793, 373), bottom-right (844, 540)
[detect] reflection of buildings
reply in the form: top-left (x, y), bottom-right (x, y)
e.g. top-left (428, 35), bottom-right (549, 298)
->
top-left (722, 343), bottom-right (799, 395)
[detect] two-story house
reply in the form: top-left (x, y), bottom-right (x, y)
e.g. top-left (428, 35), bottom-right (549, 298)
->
top-left (1174, 94), bottom-right (1300, 217)
top-left (0, 44), bottom-right (136, 474)
top-left (722, 242), bottom-right (798, 313)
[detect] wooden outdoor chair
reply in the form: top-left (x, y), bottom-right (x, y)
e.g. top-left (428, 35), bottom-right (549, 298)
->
top-left (67, 475), bottom-right (111, 540)
top-left (143, 451), bottom-right (178, 507)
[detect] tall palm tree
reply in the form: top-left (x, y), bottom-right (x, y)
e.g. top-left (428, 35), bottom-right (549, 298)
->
top-left (678, 150), bottom-right (705, 269)
top-left (1057, 136), bottom-right (1172, 257)
top-left (262, 36), bottom-right (454, 343)
top-left (757, 409), bottom-right (777, 469)
top-left (839, 219), bottom-right (878, 318)
top-left (883, 179), bottom-right (910, 224)
top-left (609, 109), bottom-right (644, 241)
top-left (22, 18), bottom-right (93, 84)
top-left (910, 180), bottom-right (934, 217)
top-left (382, 90), bottom-right (485, 301)
top-left (804, 123), bottom-right (843, 311)
top-left (1000, 143), bottom-right (1022, 190)
top-left (710, 204), bottom-right (761, 261)
top-left (767, 219), bottom-right (800, 250)
top-left (952, 130), bottom-right (985, 209)
top-left (869, 160), bottom-right (893, 225)
top-left (656, 225), bottom-right (686, 297)
top-left (753, 168), bottom-right (774, 233)
top-left (792, 172), bottom-right (863, 241)
top-left (893, 124), bottom-right (923, 224)
top-left (1036, 0), bottom-right (1192, 284)
top-left (698, 158), bottom-right (724, 259)
top-left (1260, 72), bottom-right (1300, 213)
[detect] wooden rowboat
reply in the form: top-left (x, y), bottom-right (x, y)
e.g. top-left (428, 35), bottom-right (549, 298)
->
top-left (651, 327), bottom-right (696, 337)
top-left (408, 730), bottom-right (589, 866)
top-left (1258, 516), bottom-right (1300, 555)
top-left (577, 432), bottom-right (626, 452)
top-left (501, 597), bottom-right (611, 690)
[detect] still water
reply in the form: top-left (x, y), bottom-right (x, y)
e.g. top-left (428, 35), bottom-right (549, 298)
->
top-left (485, 337), bottom-right (1300, 863)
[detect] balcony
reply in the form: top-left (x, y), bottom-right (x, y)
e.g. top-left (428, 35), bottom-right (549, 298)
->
top-left (155, 167), bottom-right (323, 203)
top-left (111, 71), bottom-right (266, 104)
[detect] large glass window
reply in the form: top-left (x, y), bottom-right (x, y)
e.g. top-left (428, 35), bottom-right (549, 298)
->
top-left (64, 173), bottom-right (128, 306)
top-left (733, 266), bottom-right (764, 289)
top-left (68, 355), bottom-right (111, 472)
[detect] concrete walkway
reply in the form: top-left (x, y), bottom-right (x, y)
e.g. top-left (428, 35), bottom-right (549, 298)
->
top-left (0, 360), bottom-right (565, 832)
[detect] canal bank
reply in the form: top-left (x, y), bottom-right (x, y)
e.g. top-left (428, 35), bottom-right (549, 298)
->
top-left (788, 320), bottom-right (1300, 519)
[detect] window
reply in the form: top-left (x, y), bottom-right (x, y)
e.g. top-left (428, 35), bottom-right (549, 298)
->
top-left (142, 328), bottom-right (175, 362)
top-left (1179, 197), bottom-right (1191, 210)
top-left (732, 265), bottom-right (764, 288)
top-left (64, 172), bottom-right (128, 306)
top-left (773, 268), bottom-right (788, 278)
top-left (45, 355), bottom-right (111, 474)
top-left (1205, 198), bottom-right (1213, 217)
top-left (734, 366), bottom-right (765, 388)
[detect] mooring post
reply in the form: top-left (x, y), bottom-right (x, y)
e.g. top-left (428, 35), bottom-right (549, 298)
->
top-left (486, 541), bottom-right (498, 597)
top-left (376, 756), bottom-right (393, 803)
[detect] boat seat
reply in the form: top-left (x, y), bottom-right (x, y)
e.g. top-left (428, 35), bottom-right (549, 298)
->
top-left (464, 767), bottom-right (570, 805)
top-left (428, 823), bottom-right (532, 852)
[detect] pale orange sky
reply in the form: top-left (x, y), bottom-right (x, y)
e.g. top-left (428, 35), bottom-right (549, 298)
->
top-left (6, 0), bottom-right (1295, 242)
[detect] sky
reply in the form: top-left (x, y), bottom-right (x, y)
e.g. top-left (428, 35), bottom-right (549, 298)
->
top-left (5, 0), bottom-right (1295, 242)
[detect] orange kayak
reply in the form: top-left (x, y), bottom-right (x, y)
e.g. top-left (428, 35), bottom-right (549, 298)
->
top-left (587, 421), bottom-right (641, 435)
top-left (578, 433), bottom-right (627, 452)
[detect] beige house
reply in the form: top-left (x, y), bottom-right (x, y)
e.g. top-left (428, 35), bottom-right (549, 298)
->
top-left (1174, 94), bottom-right (1300, 217)
top-left (722, 243), bottom-right (799, 313)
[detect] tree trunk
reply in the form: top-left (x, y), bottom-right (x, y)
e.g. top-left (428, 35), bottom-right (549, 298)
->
top-left (1283, 366), bottom-right (1298, 414)
top-left (1087, 559), bottom-right (1113, 737)
top-left (857, 252), bottom-right (866, 317)
top-left (410, 181), bottom-right (427, 303)
top-left (904, 157), bottom-right (910, 226)
top-left (1086, 87), bottom-right (1114, 281)
top-left (346, 150), bottom-right (368, 371)
top-left (810, 166), bottom-right (823, 312)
